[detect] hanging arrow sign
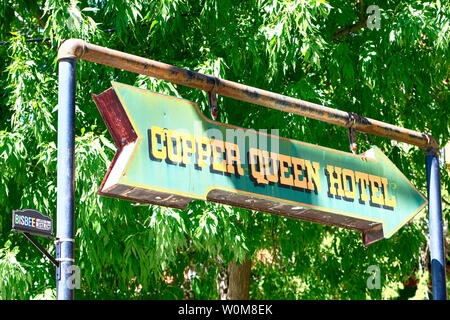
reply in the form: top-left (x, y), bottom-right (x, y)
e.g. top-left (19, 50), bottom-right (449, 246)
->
top-left (92, 82), bottom-right (427, 246)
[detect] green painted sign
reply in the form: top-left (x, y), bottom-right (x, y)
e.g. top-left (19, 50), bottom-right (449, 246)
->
top-left (93, 82), bottom-right (428, 245)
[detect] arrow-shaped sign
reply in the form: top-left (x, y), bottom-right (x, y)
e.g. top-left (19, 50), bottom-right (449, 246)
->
top-left (92, 82), bottom-right (427, 246)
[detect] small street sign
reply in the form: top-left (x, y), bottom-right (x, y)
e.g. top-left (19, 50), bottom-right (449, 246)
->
top-left (12, 209), bottom-right (53, 238)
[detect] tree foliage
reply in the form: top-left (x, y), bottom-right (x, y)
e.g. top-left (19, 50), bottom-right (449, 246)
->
top-left (0, 0), bottom-right (448, 299)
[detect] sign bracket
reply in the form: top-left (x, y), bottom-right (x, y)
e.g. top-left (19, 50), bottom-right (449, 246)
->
top-left (11, 209), bottom-right (60, 275)
top-left (22, 232), bottom-right (59, 268)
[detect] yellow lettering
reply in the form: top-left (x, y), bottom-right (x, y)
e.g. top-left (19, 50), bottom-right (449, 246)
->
top-left (181, 133), bottom-right (195, 165)
top-left (291, 157), bottom-right (307, 189)
top-left (355, 171), bottom-right (369, 203)
top-left (368, 174), bottom-right (384, 206)
top-left (249, 148), bottom-right (268, 184)
top-left (150, 126), bottom-right (166, 161)
top-left (305, 160), bottom-right (321, 192)
top-left (381, 177), bottom-right (396, 208)
top-left (326, 165), bottom-right (345, 197)
top-left (342, 169), bottom-right (356, 199)
top-left (225, 142), bottom-right (244, 176)
top-left (211, 139), bottom-right (226, 172)
top-left (262, 151), bottom-right (279, 183)
top-left (166, 129), bottom-right (182, 163)
top-left (196, 136), bottom-right (211, 168)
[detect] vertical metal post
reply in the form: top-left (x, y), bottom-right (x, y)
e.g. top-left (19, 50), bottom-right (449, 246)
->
top-left (56, 58), bottom-right (76, 300)
top-left (426, 150), bottom-right (447, 300)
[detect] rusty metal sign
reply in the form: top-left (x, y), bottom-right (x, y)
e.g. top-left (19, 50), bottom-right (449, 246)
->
top-left (92, 82), bottom-right (428, 246)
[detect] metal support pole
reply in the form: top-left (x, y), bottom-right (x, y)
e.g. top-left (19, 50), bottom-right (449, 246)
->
top-left (426, 151), bottom-right (447, 300)
top-left (56, 58), bottom-right (76, 300)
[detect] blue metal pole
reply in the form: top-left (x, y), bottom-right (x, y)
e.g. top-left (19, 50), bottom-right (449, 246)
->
top-left (426, 151), bottom-right (447, 300)
top-left (56, 58), bottom-right (76, 300)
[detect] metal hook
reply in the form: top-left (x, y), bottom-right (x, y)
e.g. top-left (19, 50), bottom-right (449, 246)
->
top-left (347, 112), bottom-right (358, 154)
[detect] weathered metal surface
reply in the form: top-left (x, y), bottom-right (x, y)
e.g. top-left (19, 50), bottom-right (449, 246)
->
top-left (92, 88), bottom-right (137, 148)
top-left (58, 39), bottom-right (438, 151)
top-left (92, 83), bottom-right (428, 246)
top-left (92, 87), bottom-right (195, 210)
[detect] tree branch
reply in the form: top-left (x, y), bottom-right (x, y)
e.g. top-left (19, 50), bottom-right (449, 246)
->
top-left (331, 0), bottom-right (367, 41)
top-left (331, 18), bottom-right (367, 41)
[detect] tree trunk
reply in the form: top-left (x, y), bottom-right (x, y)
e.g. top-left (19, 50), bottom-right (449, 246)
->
top-left (226, 256), bottom-right (251, 300)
